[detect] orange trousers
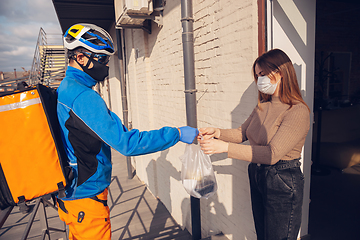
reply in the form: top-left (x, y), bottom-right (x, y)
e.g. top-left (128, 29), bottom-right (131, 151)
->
top-left (57, 188), bottom-right (111, 240)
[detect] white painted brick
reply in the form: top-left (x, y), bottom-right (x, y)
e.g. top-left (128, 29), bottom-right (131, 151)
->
top-left (107, 0), bottom-right (259, 239)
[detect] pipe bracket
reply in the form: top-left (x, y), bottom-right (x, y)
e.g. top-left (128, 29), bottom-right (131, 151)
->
top-left (184, 89), bottom-right (197, 93)
top-left (181, 17), bottom-right (194, 22)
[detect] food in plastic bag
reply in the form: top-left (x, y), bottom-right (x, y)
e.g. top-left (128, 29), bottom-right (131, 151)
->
top-left (180, 144), bottom-right (217, 199)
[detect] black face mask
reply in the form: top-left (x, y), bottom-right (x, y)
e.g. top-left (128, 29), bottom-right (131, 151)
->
top-left (76, 53), bottom-right (109, 81)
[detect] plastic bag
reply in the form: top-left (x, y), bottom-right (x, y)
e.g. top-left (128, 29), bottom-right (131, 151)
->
top-left (180, 144), bottom-right (217, 199)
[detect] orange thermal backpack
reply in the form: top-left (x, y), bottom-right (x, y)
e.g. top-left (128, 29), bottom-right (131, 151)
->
top-left (0, 84), bottom-right (72, 211)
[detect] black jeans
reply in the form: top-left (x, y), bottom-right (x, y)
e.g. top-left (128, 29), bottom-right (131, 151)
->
top-left (248, 159), bottom-right (304, 240)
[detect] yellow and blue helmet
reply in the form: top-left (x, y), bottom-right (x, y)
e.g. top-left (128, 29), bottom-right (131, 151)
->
top-left (64, 23), bottom-right (114, 55)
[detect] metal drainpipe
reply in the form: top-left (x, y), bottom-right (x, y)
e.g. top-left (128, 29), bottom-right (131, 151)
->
top-left (181, 1), bottom-right (201, 239)
top-left (116, 29), bottom-right (133, 179)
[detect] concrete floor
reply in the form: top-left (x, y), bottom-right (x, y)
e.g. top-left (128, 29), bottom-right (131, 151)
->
top-left (0, 149), bottom-right (193, 240)
top-left (5, 145), bottom-right (359, 240)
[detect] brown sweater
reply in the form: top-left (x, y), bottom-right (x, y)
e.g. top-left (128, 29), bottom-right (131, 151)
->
top-left (219, 97), bottom-right (310, 165)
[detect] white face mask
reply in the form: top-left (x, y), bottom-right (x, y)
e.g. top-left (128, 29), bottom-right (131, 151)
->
top-left (257, 75), bottom-right (278, 95)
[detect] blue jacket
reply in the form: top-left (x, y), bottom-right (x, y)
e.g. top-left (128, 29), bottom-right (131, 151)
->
top-left (57, 66), bottom-right (180, 200)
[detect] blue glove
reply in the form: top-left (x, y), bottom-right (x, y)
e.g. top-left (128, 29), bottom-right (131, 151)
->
top-left (179, 126), bottom-right (199, 144)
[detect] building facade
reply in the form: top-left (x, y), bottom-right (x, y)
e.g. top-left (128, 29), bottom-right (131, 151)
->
top-left (96, 0), bottom-right (316, 239)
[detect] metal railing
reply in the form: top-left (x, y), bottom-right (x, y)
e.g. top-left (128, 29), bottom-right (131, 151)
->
top-left (28, 28), bottom-right (66, 88)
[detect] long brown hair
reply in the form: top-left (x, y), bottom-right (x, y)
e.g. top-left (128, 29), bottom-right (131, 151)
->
top-left (252, 48), bottom-right (310, 111)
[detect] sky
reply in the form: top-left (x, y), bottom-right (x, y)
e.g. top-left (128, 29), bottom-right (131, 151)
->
top-left (0, 0), bottom-right (62, 73)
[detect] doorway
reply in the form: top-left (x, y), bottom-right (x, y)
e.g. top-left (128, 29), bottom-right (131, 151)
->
top-left (309, 0), bottom-right (360, 239)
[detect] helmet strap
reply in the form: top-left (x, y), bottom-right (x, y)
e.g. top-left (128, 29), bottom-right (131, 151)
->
top-left (74, 52), bottom-right (93, 70)
top-left (74, 52), bottom-right (109, 81)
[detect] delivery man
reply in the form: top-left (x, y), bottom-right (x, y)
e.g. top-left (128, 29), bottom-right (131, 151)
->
top-left (56, 23), bottom-right (198, 239)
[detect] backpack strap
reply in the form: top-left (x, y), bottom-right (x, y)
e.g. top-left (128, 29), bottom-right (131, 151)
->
top-left (56, 198), bottom-right (68, 213)
top-left (57, 182), bottom-right (66, 199)
top-left (90, 196), bottom-right (108, 207)
top-left (17, 196), bottom-right (30, 214)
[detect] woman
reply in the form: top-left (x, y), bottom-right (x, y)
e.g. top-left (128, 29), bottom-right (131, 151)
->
top-left (199, 49), bottom-right (310, 240)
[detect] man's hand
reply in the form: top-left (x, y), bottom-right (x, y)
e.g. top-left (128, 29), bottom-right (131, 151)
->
top-left (179, 126), bottom-right (199, 144)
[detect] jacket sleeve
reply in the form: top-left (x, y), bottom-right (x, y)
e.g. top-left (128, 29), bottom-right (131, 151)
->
top-left (72, 90), bottom-right (180, 156)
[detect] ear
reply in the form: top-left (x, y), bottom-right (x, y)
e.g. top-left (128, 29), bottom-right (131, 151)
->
top-left (76, 53), bottom-right (86, 65)
top-left (274, 71), bottom-right (282, 82)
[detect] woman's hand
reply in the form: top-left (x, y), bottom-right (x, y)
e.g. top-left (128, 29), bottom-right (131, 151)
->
top-left (199, 138), bottom-right (229, 155)
top-left (198, 127), bottom-right (220, 140)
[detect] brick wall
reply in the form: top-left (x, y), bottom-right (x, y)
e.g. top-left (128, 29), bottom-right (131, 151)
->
top-left (105, 0), bottom-right (259, 239)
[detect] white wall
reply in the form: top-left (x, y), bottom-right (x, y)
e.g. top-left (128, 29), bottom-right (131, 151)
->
top-left (102, 0), bottom-right (317, 239)
top-left (268, 0), bottom-right (316, 237)
top-left (106, 0), bottom-right (261, 239)
top-left (106, 27), bottom-right (124, 117)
